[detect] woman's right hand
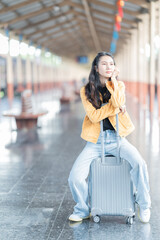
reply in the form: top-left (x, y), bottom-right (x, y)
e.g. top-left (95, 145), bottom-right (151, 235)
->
top-left (111, 67), bottom-right (119, 80)
top-left (119, 105), bottom-right (126, 114)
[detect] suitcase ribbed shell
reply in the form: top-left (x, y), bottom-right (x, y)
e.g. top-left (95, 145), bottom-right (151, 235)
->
top-left (89, 156), bottom-right (135, 217)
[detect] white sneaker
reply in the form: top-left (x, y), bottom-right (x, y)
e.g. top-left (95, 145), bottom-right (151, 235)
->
top-left (69, 213), bottom-right (90, 222)
top-left (138, 207), bottom-right (151, 223)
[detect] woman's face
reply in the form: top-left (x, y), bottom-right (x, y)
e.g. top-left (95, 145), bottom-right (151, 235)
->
top-left (97, 55), bottom-right (115, 80)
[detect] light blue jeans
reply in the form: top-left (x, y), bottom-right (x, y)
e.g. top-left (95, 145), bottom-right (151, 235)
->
top-left (68, 130), bottom-right (151, 218)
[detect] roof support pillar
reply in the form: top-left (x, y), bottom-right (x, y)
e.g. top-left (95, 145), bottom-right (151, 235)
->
top-left (157, 0), bottom-right (160, 117)
top-left (26, 55), bottom-right (32, 90)
top-left (149, 0), bottom-right (156, 112)
top-left (7, 53), bottom-right (14, 106)
top-left (33, 61), bottom-right (38, 95)
top-left (16, 55), bottom-right (24, 93)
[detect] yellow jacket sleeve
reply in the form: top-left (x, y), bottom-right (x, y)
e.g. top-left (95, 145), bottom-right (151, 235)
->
top-left (80, 87), bottom-right (120, 123)
top-left (106, 80), bottom-right (125, 108)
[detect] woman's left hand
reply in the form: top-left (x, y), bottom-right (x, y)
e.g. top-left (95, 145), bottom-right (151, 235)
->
top-left (119, 105), bottom-right (126, 114)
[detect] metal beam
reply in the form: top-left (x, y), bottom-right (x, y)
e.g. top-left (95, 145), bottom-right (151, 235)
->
top-left (127, 0), bottom-right (149, 6)
top-left (0, 0), bottom-right (41, 14)
top-left (0, 0), bottom-right (69, 28)
top-left (16, 9), bottom-right (73, 33)
top-left (81, 0), bottom-right (101, 51)
top-left (26, 16), bottom-right (76, 39)
top-left (40, 26), bottom-right (92, 49)
top-left (71, 1), bottom-right (140, 25)
top-left (77, 14), bottom-right (131, 31)
top-left (90, 0), bottom-right (149, 12)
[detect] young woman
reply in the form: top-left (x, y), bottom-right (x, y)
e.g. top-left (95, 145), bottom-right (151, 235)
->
top-left (68, 52), bottom-right (151, 223)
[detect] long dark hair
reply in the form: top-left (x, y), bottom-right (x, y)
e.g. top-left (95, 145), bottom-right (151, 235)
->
top-left (85, 52), bottom-right (116, 109)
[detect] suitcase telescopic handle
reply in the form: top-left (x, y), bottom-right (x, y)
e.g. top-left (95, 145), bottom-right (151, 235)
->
top-left (100, 113), bottom-right (120, 164)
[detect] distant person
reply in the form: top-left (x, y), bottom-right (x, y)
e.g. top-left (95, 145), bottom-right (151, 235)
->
top-left (68, 52), bottom-right (151, 223)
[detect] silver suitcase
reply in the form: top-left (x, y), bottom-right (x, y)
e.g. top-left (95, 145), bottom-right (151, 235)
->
top-left (89, 114), bottom-right (136, 224)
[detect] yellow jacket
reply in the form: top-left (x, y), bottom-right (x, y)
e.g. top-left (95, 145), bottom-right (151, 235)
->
top-left (80, 80), bottom-right (135, 144)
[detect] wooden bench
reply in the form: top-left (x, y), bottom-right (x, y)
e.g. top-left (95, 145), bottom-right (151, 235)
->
top-left (3, 90), bottom-right (48, 130)
top-left (3, 111), bottom-right (48, 130)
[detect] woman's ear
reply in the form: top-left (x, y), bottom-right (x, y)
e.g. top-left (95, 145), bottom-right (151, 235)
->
top-left (95, 66), bottom-right (98, 72)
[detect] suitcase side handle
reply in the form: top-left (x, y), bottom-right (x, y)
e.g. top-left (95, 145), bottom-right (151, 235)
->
top-left (100, 112), bottom-right (120, 164)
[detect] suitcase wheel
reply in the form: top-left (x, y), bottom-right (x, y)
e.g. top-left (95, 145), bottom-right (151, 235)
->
top-left (126, 216), bottom-right (134, 225)
top-left (93, 215), bottom-right (101, 223)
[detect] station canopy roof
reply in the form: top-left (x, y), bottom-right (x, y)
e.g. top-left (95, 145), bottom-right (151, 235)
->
top-left (0, 0), bottom-right (151, 59)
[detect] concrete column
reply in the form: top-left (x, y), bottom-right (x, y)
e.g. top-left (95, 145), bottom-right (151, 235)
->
top-left (54, 66), bottom-right (58, 87)
top-left (42, 64), bottom-right (45, 91)
top-left (122, 44), bottom-right (127, 89)
top-left (47, 65), bottom-right (49, 90)
top-left (127, 39), bottom-right (132, 94)
top-left (17, 55), bottom-right (24, 92)
top-left (157, 0), bottom-right (160, 117)
top-left (39, 62), bottom-right (44, 92)
top-left (143, 14), bottom-right (150, 108)
top-left (149, 1), bottom-right (156, 112)
top-left (130, 29), bottom-right (138, 99)
top-left (7, 53), bottom-right (14, 105)
top-left (126, 43), bottom-right (130, 93)
top-left (39, 63), bottom-right (42, 92)
top-left (122, 48), bottom-right (127, 88)
top-left (43, 64), bottom-right (47, 91)
top-left (46, 65), bottom-right (49, 90)
top-left (49, 66), bottom-right (51, 90)
top-left (120, 46), bottom-right (127, 90)
top-left (49, 66), bottom-right (53, 90)
top-left (118, 50), bottom-right (125, 84)
top-left (33, 61), bottom-right (38, 94)
top-left (26, 56), bottom-right (32, 90)
top-left (137, 20), bottom-right (145, 104)
top-left (56, 66), bottom-right (60, 87)
top-left (51, 66), bottom-right (55, 89)
top-left (37, 63), bottom-right (40, 92)
top-left (126, 39), bottom-right (130, 94)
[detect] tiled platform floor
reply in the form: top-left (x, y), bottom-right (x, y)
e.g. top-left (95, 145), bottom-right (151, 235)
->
top-left (0, 91), bottom-right (160, 240)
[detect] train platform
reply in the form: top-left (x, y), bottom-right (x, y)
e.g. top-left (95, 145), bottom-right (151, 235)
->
top-left (0, 91), bottom-right (160, 240)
